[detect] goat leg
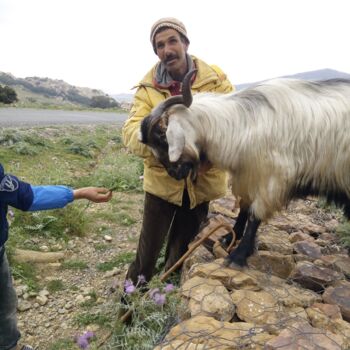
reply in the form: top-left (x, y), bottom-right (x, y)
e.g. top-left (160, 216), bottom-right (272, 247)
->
top-left (220, 207), bottom-right (248, 248)
top-left (225, 215), bottom-right (261, 267)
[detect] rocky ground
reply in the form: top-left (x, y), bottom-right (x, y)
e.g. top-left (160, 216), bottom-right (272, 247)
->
top-left (13, 192), bottom-right (144, 349)
top-left (157, 197), bottom-right (350, 349)
top-left (14, 195), bottom-right (350, 349)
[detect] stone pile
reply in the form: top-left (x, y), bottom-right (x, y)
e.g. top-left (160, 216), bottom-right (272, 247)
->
top-left (155, 198), bottom-right (350, 349)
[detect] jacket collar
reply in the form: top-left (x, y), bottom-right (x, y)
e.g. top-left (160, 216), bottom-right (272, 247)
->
top-left (153, 54), bottom-right (195, 88)
top-left (134, 55), bottom-right (220, 92)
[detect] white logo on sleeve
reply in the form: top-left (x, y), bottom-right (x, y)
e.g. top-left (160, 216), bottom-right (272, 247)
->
top-left (0, 175), bottom-right (19, 192)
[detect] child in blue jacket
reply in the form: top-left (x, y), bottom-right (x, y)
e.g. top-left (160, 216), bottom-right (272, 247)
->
top-left (0, 163), bottom-right (112, 350)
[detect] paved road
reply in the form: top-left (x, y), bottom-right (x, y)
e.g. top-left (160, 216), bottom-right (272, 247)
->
top-left (0, 108), bottom-right (128, 127)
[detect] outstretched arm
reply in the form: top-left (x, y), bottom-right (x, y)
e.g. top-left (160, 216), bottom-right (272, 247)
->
top-left (73, 187), bottom-right (112, 203)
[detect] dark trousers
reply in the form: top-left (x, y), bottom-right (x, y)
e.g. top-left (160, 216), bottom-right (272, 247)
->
top-left (126, 191), bottom-right (209, 284)
top-left (0, 247), bottom-right (21, 350)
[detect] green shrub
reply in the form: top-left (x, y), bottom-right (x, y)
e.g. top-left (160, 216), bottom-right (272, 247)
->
top-left (47, 279), bottom-right (65, 293)
top-left (11, 262), bottom-right (39, 291)
top-left (336, 221), bottom-right (350, 249)
top-left (11, 205), bottom-right (87, 240)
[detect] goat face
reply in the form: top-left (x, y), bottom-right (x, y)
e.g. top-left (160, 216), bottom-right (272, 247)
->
top-left (139, 69), bottom-right (199, 181)
top-left (139, 113), bottom-right (197, 181)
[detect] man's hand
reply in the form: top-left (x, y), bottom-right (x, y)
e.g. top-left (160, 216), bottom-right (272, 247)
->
top-left (73, 187), bottom-right (113, 203)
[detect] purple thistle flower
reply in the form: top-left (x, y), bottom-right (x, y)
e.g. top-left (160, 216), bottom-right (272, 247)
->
top-left (76, 336), bottom-right (89, 349)
top-left (74, 330), bottom-right (95, 349)
top-left (84, 331), bottom-right (95, 340)
top-left (153, 293), bottom-right (166, 306)
top-left (125, 284), bottom-right (136, 294)
top-left (163, 283), bottom-right (174, 293)
top-left (124, 279), bottom-right (134, 288)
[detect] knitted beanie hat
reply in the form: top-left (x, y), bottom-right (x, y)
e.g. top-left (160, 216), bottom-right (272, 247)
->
top-left (150, 17), bottom-right (190, 52)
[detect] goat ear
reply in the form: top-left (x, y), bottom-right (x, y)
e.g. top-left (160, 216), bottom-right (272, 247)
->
top-left (166, 119), bottom-right (185, 162)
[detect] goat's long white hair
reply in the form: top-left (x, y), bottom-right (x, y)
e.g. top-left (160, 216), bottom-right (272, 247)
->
top-left (166, 78), bottom-right (350, 220)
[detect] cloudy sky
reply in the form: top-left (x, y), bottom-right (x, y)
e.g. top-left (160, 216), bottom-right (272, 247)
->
top-left (1, 0), bottom-right (349, 94)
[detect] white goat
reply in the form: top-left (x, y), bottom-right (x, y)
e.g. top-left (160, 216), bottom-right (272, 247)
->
top-left (139, 70), bottom-right (350, 267)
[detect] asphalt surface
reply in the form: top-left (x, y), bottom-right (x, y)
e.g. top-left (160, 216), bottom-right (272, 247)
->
top-left (0, 108), bottom-right (128, 127)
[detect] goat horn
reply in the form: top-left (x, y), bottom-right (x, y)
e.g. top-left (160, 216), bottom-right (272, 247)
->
top-left (151, 95), bottom-right (184, 118)
top-left (182, 69), bottom-right (197, 107)
top-left (150, 68), bottom-right (197, 118)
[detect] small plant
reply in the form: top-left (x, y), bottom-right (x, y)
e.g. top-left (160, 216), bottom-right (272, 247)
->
top-left (336, 220), bottom-right (350, 249)
top-left (74, 311), bottom-right (111, 327)
top-left (11, 262), bottom-right (39, 291)
top-left (11, 205), bottom-right (88, 241)
top-left (62, 260), bottom-right (89, 270)
top-left (47, 279), bottom-right (65, 293)
top-left (67, 142), bottom-right (93, 158)
top-left (108, 276), bottom-right (180, 349)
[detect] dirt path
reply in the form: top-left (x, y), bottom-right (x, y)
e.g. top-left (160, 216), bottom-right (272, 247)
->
top-left (15, 192), bottom-right (143, 349)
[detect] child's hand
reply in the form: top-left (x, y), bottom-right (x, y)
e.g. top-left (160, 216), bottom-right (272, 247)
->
top-left (73, 187), bottom-right (112, 203)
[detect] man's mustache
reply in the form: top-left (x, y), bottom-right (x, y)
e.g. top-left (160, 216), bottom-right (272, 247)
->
top-left (165, 55), bottom-right (178, 63)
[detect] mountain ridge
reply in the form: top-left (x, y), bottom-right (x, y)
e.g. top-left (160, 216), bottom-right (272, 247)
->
top-left (235, 68), bottom-right (350, 90)
top-left (1, 68), bottom-right (349, 106)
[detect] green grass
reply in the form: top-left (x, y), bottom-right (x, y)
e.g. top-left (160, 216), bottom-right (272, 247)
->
top-left (10, 261), bottom-right (39, 291)
top-left (115, 212), bottom-right (137, 226)
top-left (1, 124), bottom-right (154, 348)
top-left (48, 338), bottom-right (76, 350)
top-left (96, 252), bottom-right (135, 272)
top-left (47, 279), bottom-right (66, 293)
top-left (74, 311), bottom-right (112, 327)
top-left (94, 243), bottom-right (110, 251)
top-left (62, 260), bottom-right (89, 270)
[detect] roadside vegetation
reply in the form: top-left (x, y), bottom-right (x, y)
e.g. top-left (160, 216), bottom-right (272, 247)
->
top-left (1, 125), bottom-right (182, 349)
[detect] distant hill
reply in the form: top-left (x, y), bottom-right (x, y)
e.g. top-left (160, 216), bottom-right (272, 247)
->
top-left (111, 93), bottom-right (134, 103)
top-left (2, 68), bottom-right (349, 108)
top-left (235, 68), bottom-right (350, 91)
top-left (110, 69), bottom-right (350, 100)
top-left (0, 72), bottom-right (120, 109)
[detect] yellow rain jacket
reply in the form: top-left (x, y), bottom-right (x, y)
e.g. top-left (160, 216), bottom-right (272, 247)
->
top-left (122, 55), bottom-right (234, 208)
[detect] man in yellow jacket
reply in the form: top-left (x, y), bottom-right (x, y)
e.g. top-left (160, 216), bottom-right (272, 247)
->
top-left (122, 17), bottom-right (234, 285)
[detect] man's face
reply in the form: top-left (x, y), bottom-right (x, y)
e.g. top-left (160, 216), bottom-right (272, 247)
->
top-left (154, 28), bottom-right (189, 80)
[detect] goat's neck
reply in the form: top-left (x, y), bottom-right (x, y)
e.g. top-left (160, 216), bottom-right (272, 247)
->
top-left (188, 102), bottom-right (241, 171)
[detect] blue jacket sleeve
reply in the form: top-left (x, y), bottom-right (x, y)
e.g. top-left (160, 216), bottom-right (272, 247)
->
top-left (0, 164), bottom-right (34, 211)
top-left (28, 185), bottom-right (74, 211)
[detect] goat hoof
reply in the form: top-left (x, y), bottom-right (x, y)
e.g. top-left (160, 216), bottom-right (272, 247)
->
top-left (223, 256), bottom-right (247, 270)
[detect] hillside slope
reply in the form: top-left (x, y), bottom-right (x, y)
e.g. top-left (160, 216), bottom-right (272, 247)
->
top-left (0, 72), bottom-right (117, 109)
